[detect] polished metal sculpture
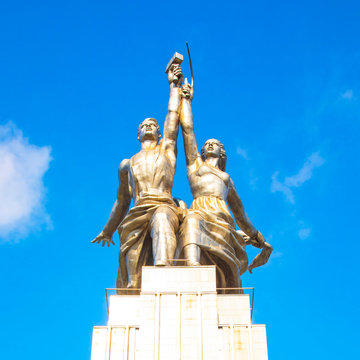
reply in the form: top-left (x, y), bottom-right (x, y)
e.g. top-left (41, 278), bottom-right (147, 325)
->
top-left (92, 50), bottom-right (271, 289)
top-left (92, 54), bottom-right (184, 289)
top-left (178, 79), bottom-right (272, 288)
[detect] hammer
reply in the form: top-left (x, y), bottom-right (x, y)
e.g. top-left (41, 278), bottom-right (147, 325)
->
top-left (165, 52), bottom-right (183, 84)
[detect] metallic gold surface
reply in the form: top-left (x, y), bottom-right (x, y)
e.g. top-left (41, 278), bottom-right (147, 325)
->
top-left (165, 52), bottom-right (183, 74)
top-left (178, 80), bottom-right (271, 288)
top-left (92, 55), bottom-right (184, 289)
top-left (92, 51), bottom-right (271, 290)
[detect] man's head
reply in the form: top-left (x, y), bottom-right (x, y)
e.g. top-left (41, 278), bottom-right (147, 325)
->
top-left (201, 138), bottom-right (227, 171)
top-left (137, 118), bottom-right (161, 143)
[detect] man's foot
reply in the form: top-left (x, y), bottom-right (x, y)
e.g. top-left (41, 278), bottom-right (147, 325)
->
top-left (187, 261), bottom-right (201, 266)
top-left (154, 260), bottom-right (168, 266)
top-left (126, 279), bottom-right (138, 288)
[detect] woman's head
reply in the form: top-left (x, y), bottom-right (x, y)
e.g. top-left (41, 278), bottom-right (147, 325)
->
top-left (201, 138), bottom-right (227, 171)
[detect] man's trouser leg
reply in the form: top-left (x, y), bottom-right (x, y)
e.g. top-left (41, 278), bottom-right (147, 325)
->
top-left (181, 212), bottom-right (202, 266)
top-left (150, 205), bottom-right (179, 266)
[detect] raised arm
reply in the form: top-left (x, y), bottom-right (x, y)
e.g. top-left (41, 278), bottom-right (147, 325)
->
top-left (91, 159), bottom-right (131, 247)
top-left (179, 80), bottom-right (201, 173)
top-left (161, 64), bottom-right (183, 153)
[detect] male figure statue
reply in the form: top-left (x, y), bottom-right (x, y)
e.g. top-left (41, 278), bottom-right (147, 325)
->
top-left (92, 62), bottom-right (183, 289)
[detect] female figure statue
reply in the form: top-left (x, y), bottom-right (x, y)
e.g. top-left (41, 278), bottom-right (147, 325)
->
top-left (179, 80), bottom-right (271, 288)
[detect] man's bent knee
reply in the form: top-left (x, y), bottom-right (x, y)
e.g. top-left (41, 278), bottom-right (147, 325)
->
top-left (150, 206), bottom-right (179, 229)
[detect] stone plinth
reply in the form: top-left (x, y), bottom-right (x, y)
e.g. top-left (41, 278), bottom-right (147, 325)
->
top-left (141, 265), bottom-right (216, 292)
top-left (91, 266), bottom-right (268, 360)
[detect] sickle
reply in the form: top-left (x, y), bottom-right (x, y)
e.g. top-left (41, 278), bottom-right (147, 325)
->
top-left (186, 42), bottom-right (194, 88)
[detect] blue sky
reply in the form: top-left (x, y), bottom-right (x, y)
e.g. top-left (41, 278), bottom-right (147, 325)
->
top-left (0, 0), bottom-right (359, 358)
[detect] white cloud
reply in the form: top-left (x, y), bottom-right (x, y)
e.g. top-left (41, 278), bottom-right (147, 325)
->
top-left (271, 152), bottom-right (325, 203)
top-left (236, 146), bottom-right (249, 160)
top-left (249, 170), bottom-right (258, 190)
top-left (0, 122), bottom-right (52, 241)
top-left (298, 227), bottom-right (311, 240)
top-left (271, 171), bottom-right (295, 203)
top-left (341, 89), bottom-right (354, 100)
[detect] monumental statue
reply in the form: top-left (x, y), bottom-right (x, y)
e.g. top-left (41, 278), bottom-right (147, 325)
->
top-left (92, 50), bottom-right (272, 290)
top-left (92, 54), bottom-right (185, 289)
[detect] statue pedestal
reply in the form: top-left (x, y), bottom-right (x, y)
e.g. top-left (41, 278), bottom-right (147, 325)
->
top-left (91, 266), bottom-right (268, 360)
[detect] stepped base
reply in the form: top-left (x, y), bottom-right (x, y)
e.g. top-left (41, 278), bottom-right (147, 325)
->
top-left (91, 266), bottom-right (268, 360)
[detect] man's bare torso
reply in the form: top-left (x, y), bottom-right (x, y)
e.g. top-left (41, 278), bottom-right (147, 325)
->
top-left (127, 143), bottom-right (176, 201)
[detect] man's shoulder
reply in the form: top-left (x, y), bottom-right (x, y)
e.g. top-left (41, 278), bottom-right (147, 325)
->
top-left (159, 137), bottom-right (177, 154)
top-left (119, 158), bottom-right (130, 172)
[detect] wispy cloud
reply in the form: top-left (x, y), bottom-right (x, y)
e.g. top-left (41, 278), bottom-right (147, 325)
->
top-left (236, 146), bottom-right (249, 160)
top-left (341, 89), bottom-right (354, 100)
top-left (249, 171), bottom-right (258, 190)
top-left (298, 227), bottom-right (311, 240)
top-left (271, 152), bottom-right (325, 203)
top-left (0, 122), bottom-right (52, 242)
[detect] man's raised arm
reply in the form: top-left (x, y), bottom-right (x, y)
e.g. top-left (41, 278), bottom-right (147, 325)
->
top-left (91, 159), bottom-right (131, 247)
top-left (179, 80), bottom-right (200, 172)
top-left (161, 64), bottom-right (183, 153)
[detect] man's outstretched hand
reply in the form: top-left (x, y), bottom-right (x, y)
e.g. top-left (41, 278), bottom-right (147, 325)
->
top-left (91, 231), bottom-right (115, 247)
